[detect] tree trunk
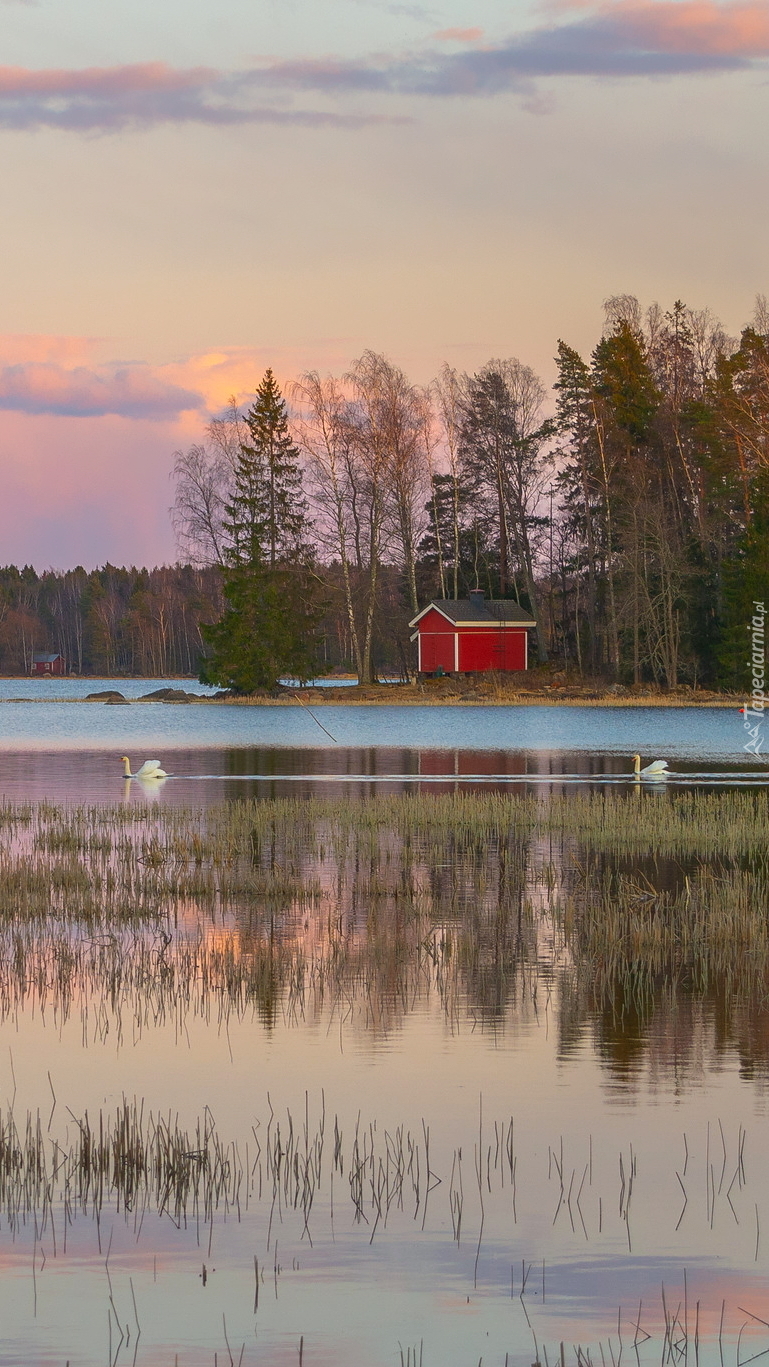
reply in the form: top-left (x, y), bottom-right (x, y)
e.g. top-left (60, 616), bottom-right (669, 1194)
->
top-left (593, 405), bottom-right (620, 675)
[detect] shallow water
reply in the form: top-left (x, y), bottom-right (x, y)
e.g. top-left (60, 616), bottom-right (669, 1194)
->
top-left (0, 689), bottom-right (766, 1365)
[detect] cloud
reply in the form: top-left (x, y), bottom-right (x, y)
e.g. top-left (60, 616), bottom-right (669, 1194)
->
top-left (0, 339), bottom-right (360, 423)
top-left (602, 0), bottom-right (769, 55)
top-left (0, 62), bottom-right (404, 132)
top-left (252, 1), bottom-right (769, 92)
top-left (1, 6), bottom-right (765, 136)
top-left (0, 361), bottom-right (203, 419)
top-left (434, 28), bottom-right (484, 42)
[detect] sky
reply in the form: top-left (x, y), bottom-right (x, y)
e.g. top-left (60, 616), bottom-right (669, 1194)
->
top-left (1, 0), bottom-right (767, 568)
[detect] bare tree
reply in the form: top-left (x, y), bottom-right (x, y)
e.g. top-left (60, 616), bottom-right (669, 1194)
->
top-left (433, 365), bottom-right (466, 599)
top-left (172, 444), bottom-right (229, 567)
top-left (344, 352), bottom-right (397, 683)
top-left (461, 358), bottom-right (553, 661)
top-left (500, 360), bottom-right (554, 660)
top-left (347, 352), bottom-right (429, 618)
top-left (171, 398), bottom-right (246, 566)
top-left (603, 293), bottom-right (644, 337)
top-left (291, 371), bottom-right (364, 677)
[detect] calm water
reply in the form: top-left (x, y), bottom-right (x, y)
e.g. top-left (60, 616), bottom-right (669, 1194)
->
top-left (0, 686), bottom-right (760, 803)
top-left (0, 689), bottom-right (766, 1366)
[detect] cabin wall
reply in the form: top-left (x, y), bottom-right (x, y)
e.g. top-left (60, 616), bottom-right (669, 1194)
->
top-left (417, 607), bottom-right (454, 634)
top-left (418, 632), bottom-right (457, 673)
top-left (414, 611), bottom-right (529, 674)
top-left (458, 628), bottom-right (527, 672)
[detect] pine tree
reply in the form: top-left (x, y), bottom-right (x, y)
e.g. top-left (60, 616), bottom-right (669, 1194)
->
top-left (200, 371), bottom-right (325, 691)
top-left (227, 369), bottom-right (308, 570)
top-left (554, 341), bottom-right (602, 673)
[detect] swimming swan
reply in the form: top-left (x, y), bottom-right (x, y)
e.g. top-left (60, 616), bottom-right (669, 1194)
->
top-left (121, 756), bottom-right (168, 779)
top-left (633, 754), bottom-right (669, 780)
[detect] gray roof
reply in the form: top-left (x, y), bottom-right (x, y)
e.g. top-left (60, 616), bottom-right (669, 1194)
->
top-left (423, 599), bottom-right (535, 626)
top-left (33, 652), bottom-right (63, 662)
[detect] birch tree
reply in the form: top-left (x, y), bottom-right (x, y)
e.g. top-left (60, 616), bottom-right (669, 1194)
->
top-left (291, 370), bottom-right (364, 677)
top-left (171, 399), bottom-right (246, 567)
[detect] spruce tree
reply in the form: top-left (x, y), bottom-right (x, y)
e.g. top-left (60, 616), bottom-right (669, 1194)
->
top-left (200, 371), bottom-right (324, 691)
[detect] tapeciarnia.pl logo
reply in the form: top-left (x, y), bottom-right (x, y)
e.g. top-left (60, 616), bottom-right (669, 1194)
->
top-left (743, 600), bottom-right (766, 755)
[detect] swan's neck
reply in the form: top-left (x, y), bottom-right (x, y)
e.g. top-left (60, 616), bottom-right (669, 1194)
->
top-left (122, 759), bottom-right (132, 778)
top-left (633, 756), bottom-right (641, 776)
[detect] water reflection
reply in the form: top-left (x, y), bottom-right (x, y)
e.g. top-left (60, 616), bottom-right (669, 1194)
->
top-left (1, 788), bottom-right (767, 1085)
top-left (0, 789), bottom-right (767, 1364)
top-left (1, 765), bottom-right (769, 1361)
top-left (0, 743), bottom-right (764, 806)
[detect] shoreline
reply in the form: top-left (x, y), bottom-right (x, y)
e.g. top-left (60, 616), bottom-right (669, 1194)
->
top-left (0, 694), bottom-right (739, 709)
top-left (197, 695), bottom-right (738, 708)
top-left (0, 679), bottom-right (743, 709)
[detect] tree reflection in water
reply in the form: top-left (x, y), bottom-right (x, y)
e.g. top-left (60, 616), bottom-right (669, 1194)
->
top-left (0, 789), bottom-right (766, 1087)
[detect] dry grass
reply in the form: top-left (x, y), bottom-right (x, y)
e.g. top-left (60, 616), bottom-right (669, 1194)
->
top-left (0, 790), bottom-right (766, 1046)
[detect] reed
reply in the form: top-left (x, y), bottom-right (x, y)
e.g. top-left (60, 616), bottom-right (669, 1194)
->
top-left (0, 791), bottom-right (765, 1367)
top-left (0, 791), bottom-right (767, 1055)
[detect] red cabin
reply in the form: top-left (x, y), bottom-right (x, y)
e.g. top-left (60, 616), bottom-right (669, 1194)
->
top-left (409, 592), bottom-right (535, 675)
top-left (32, 652), bottom-right (65, 676)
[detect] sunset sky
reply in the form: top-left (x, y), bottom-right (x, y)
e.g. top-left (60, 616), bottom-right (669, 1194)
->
top-left (2, 0), bottom-right (767, 568)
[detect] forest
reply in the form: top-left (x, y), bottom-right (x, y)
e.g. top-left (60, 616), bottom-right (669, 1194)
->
top-left (0, 564), bottom-right (222, 677)
top-left (2, 293), bottom-right (768, 685)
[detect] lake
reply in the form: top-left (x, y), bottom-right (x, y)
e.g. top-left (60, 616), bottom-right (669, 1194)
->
top-left (0, 688), bottom-right (760, 803)
top-left (0, 688), bottom-right (766, 1367)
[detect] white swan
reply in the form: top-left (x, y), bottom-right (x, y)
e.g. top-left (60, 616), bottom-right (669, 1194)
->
top-left (121, 756), bottom-right (168, 779)
top-left (633, 753), bottom-right (669, 780)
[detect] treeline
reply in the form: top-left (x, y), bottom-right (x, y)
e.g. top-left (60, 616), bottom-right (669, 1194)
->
top-left (174, 295), bottom-right (769, 687)
top-left (553, 295), bottom-right (769, 688)
top-left (6, 292), bottom-right (768, 684)
top-left (0, 565), bottom-right (221, 676)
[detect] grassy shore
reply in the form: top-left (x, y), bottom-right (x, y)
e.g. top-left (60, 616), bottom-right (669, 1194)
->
top-left (202, 680), bottom-right (739, 707)
top-left (2, 671), bottom-right (741, 705)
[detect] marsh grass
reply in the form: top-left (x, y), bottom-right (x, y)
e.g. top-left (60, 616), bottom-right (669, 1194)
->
top-left (0, 1093), bottom-right (467, 1243)
top-left (0, 793), bottom-right (767, 1366)
top-left (0, 790), bottom-right (767, 1054)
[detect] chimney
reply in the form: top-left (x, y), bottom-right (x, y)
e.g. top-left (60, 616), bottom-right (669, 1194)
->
top-left (468, 589), bottom-right (485, 611)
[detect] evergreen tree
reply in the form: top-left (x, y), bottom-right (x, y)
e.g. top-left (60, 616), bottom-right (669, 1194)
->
top-left (227, 369), bottom-right (308, 570)
top-left (554, 341), bottom-right (603, 672)
top-left (200, 371), bottom-right (325, 691)
top-left (719, 472), bottom-right (769, 686)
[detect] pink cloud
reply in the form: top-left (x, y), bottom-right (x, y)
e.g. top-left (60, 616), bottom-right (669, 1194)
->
top-left (163, 343), bottom-right (360, 415)
top-left (433, 28), bottom-right (484, 42)
top-left (0, 336), bottom-right (360, 425)
top-left (0, 61), bottom-right (404, 131)
top-left (0, 61), bottom-right (215, 97)
top-left (220, 3), bottom-right (769, 98)
top-left (603, 0), bottom-right (769, 54)
top-left (0, 340), bottom-right (362, 569)
top-left (0, 361), bottom-right (202, 419)
top-left (0, 7), bottom-right (766, 139)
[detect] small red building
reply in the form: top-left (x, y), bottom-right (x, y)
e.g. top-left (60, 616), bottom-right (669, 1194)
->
top-left (32, 652), bottom-right (65, 676)
top-left (409, 592), bottom-right (535, 675)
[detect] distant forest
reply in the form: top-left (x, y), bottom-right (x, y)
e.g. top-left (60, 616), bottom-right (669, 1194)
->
top-left (0, 565), bottom-right (222, 677)
top-left (3, 293), bottom-right (769, 683)
top-left (0, 561), bottom-right (410, 679)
